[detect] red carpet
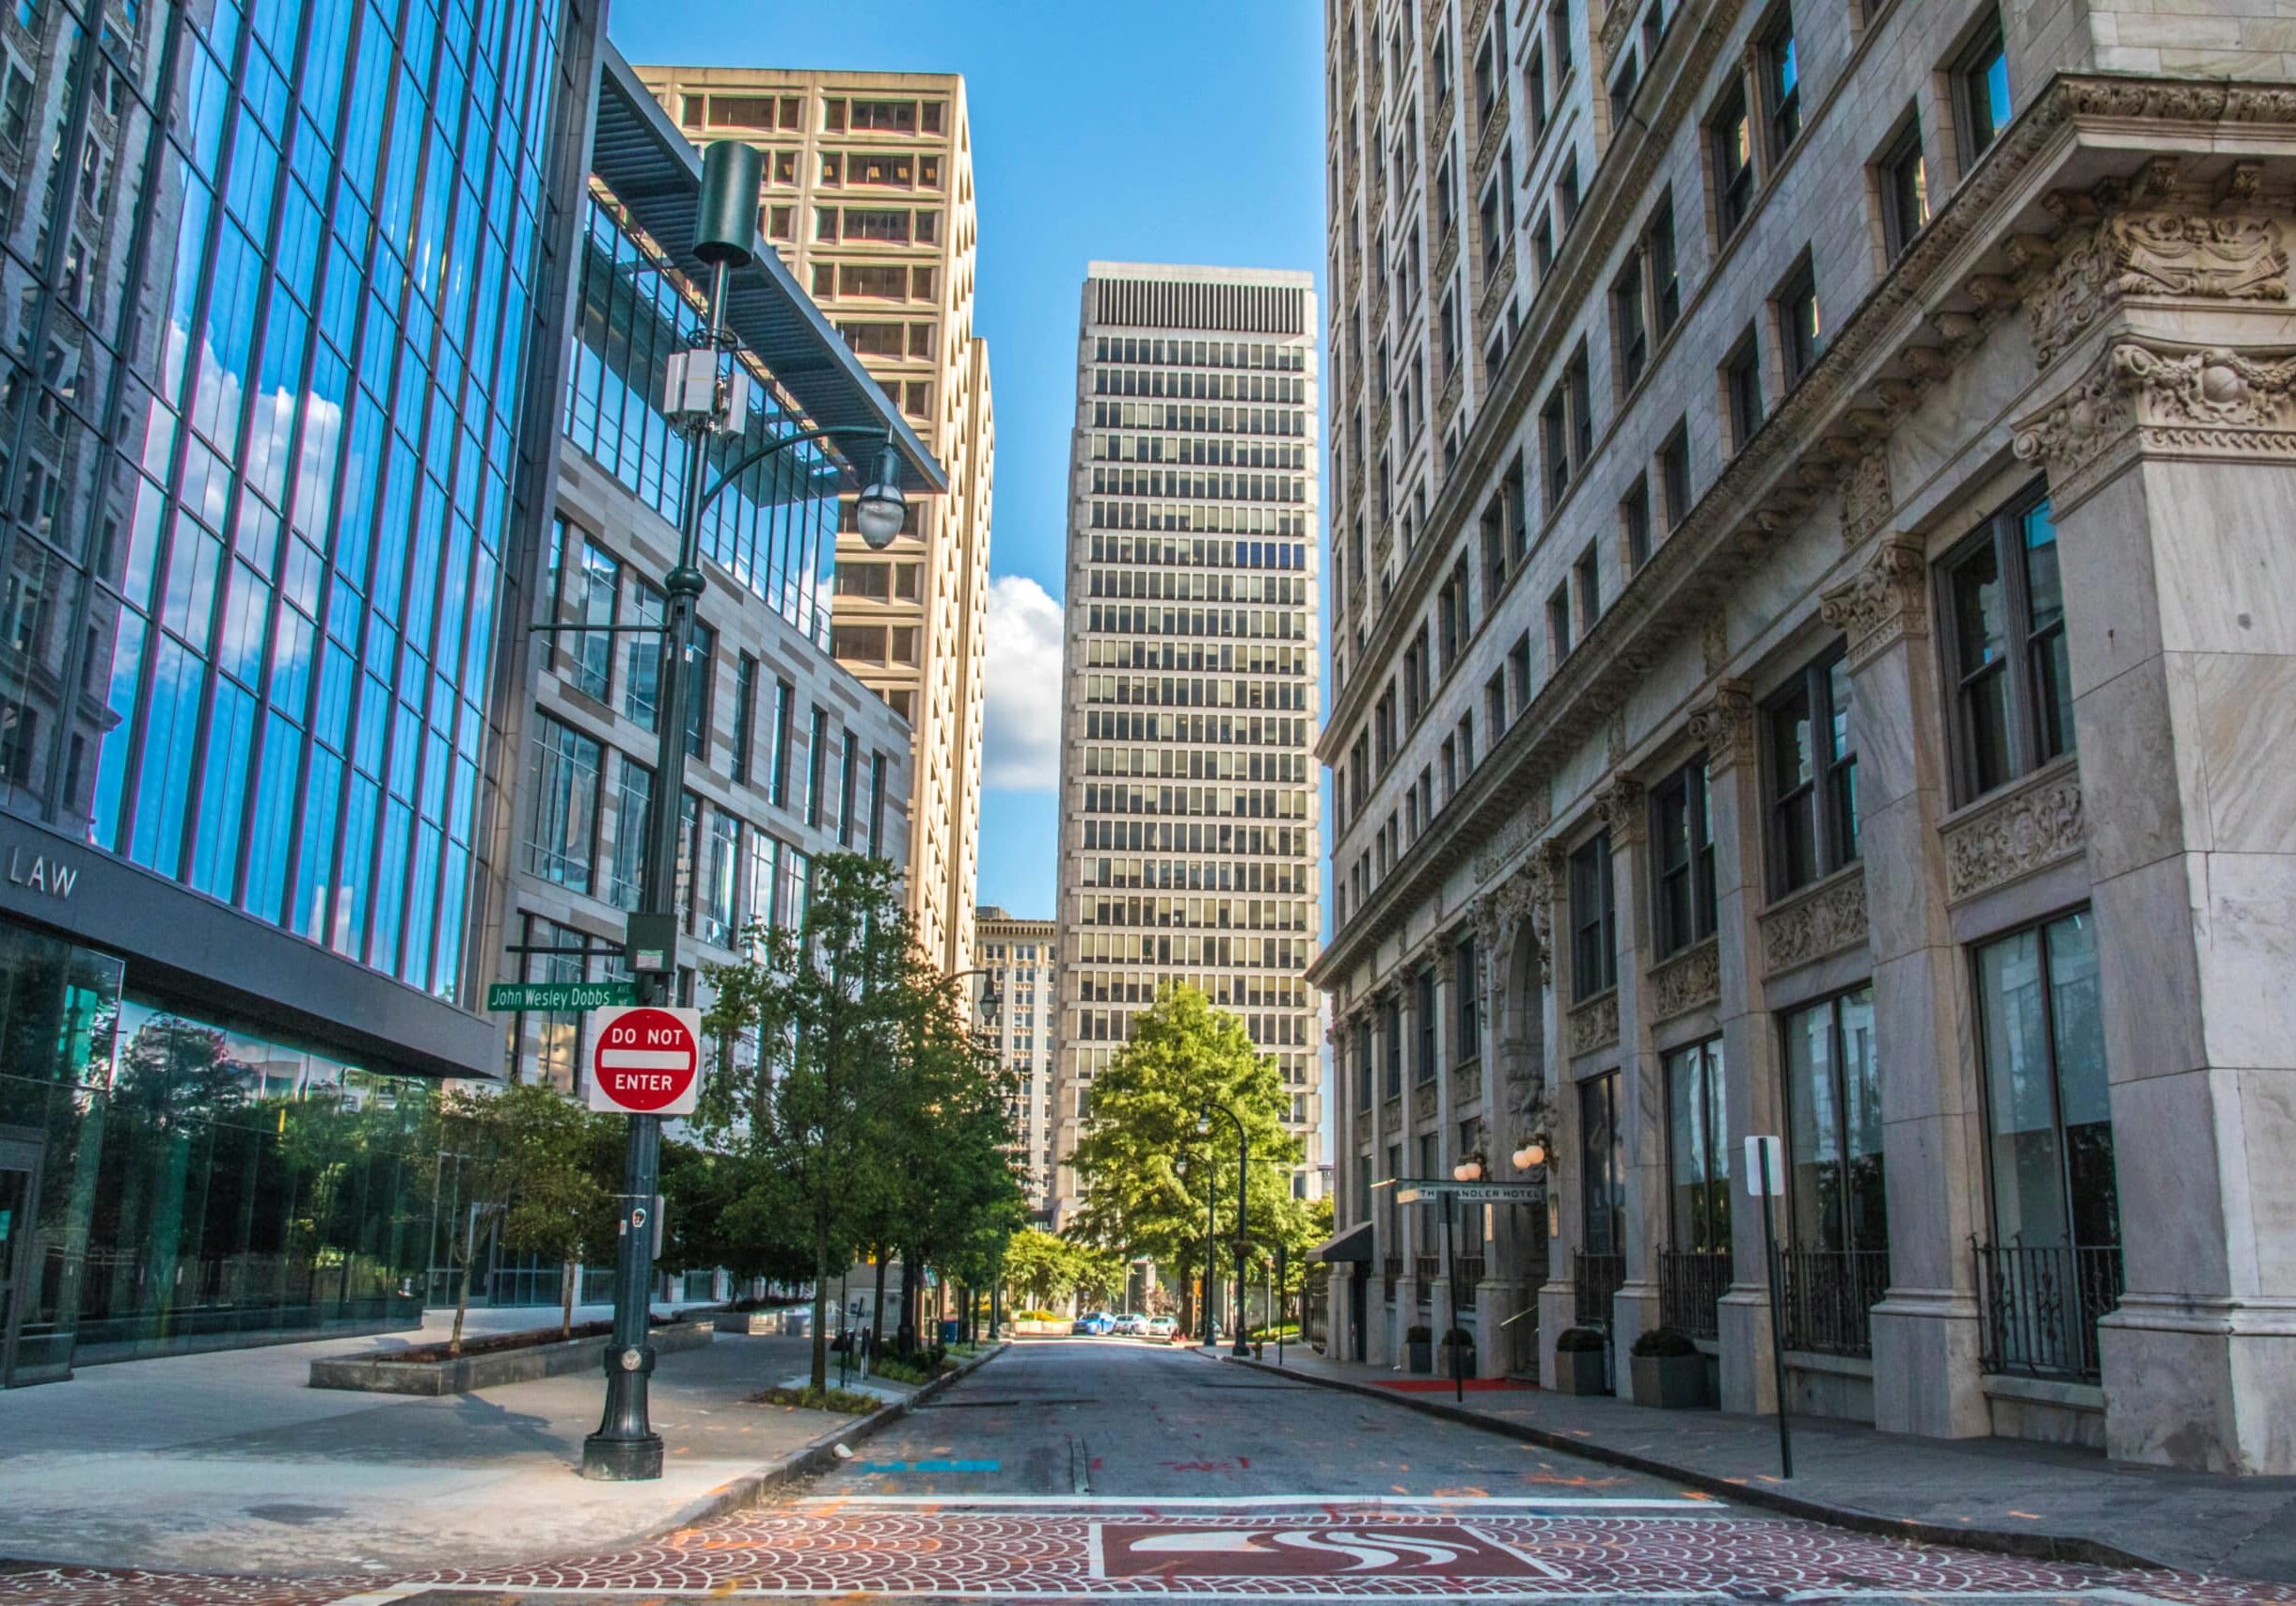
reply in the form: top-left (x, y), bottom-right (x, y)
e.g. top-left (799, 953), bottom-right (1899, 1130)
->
top-left (1370, 1376), bottom-right (1536, 1392)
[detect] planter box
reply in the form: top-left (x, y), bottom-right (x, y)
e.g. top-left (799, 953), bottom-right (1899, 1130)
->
top-left (1407, 1341), bottom-right (1433, 1373)
top-left (716, 1307), bottom-right (811, 1336)
top-left (1551, 1347), bottom-right (1610, 1395)
top-left (1631, 1351), bottom-right (1709, 1407)
top-left (1011, 1319), bottom-right (1070, 1336)
top-left (1439, 1344), bottom-right (1476, 1379)
top-left (310, 1320), bottom-right (714, 1396)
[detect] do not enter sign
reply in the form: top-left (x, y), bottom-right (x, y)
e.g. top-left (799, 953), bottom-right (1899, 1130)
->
top-left (586, 1005), bottom-right (702, 1116)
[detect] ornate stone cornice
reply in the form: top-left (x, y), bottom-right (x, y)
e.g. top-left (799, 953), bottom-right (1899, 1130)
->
top-left (1760, 867), bottom-right (1869, 976)
top-left (1686, 680), bottom-right (1756, 773)
top-left (1648, 938), bottom-right (1721, 1022)
top-left (2026, 207), bottom-right (2289, 369)
top-left (1820, 540), bottom-right (1928, 673)
top-left (1839, 447), bottom-right (1892, 548)
top-left (1943, 765), bottom-right (2087, 902)
top-left (1568, 991), bottom-right (1620, 1057)
top-left (1598, 0), bottom-right (1634, 69)
top-left (1470, 792), bottom-right (1553, 887)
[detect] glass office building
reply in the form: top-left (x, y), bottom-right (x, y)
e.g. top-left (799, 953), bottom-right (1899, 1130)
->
top-left (0, 0), bottom-right (601, 1381)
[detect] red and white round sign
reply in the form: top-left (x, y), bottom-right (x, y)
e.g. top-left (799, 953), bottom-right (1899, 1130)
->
top-left (586, 1005), bottom-right (702, 1116)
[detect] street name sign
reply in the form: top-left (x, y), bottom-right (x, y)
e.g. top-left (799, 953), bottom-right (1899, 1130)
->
top-left (487, 980), bottom-right (637, 1011)
top-left (587, 1005), bottom-right (702, 1116)
top-left (1394, 1183), bottom-right (1538, 1204)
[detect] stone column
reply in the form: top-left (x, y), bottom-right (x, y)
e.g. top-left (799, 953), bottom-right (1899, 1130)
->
top-left (1330, 1005), bottom-right (1363, 1368)
top-left (1820, 539), bottom-right (1991, 1438)
top-left (1600, 776), bottom-right (1666, 1372)
top-left (1469, 895), bottom-right (1523, 1375)
top-left (2012, 325), bottom-right (2296, 1473)
top-left (1528, 844), bottom-right (1578, 1385)
top-left (1695, 681), bottom-right (1787, 1414)
top-left (1365, 984), bottom-right (1399, 1369)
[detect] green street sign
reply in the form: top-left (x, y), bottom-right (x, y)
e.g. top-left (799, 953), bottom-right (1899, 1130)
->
top-left (486, 980), bottom-right (636, 1012)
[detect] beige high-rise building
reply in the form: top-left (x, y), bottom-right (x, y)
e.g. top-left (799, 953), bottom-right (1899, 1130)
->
top-left (974, 907), bottom-right (1057, 1214)
top-left (636, 67), bottom-right (992, 974)
top-left (1051, 263), bottom-right (1324, 1227)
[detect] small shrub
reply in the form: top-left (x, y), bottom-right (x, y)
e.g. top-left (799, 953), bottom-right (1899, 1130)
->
top-left (872, 1358), bottom-right (932, 1385)
top-left (1404, 1324), bottom-right (1433, 1344)
top-left (749, 1384), bottom-right (878, 1414)
top-left (1015, 1308), bottom-right (1061, 1323)
top-left (1630, 1325), bottom-right (1701, 1358)
top-left (1555, 1326), bottom-right (1607, 1353)
top-left (1440, 1328), bottom-right (1474, 1346)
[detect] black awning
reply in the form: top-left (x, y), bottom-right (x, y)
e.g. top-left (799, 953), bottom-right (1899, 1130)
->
top-left (1309, 1220), bottom-right (1375, 1264)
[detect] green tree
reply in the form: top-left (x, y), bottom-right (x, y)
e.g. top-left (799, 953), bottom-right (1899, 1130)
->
top-left (700, 854), bottom-right (916, 1389)
top-left (1003, 1228), bottom-right (1082, 1309)
top-left (1066, 985), bottom-right (1306, 1334)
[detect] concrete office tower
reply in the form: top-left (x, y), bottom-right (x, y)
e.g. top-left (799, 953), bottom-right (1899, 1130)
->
top-left (635, 67), bottom-right (993, 976)
top-left (1316, 0), bottom-right (2296, 1476)
top-left (1050, 263), bottom-right (1323, 1226)
top-left (974, 907), bottom-right (1057, 1214)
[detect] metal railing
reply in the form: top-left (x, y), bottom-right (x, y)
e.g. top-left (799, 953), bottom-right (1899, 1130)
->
top-left (1973, 1240), bottom-right (2123, 1385)
top-left (1658, 1249), bottom-right (1732, 1341)
top-left (1773, 1246), bottom-right (1890, 1358)
top-left (1456, 1255), bottom-right (1486, 1289)
top-left (1574, 1250), bottom-right (1624, 1328)
top-left (1414, 1253), bottom-right (1440, 1282)
top-left (1382, 1255), bottom-right (1401, 1303)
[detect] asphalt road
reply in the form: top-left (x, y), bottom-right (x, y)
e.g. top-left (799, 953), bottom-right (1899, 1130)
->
top-left (373, 1340), bottom-right (2265, 1603)
top-left (8, 1340), bottom-right (2269, 1602)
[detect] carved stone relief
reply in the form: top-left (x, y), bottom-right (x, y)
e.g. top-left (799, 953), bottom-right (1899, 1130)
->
top-left (1759, 868), bottom-right (1869, 975)
top-left (1412, 1082), bottom-right (1437, 1122)
top-left (2027, 209), bottom-right (2289, 369)
top-left (1648, 939), bottom-right (1722, 1022)
top-left (1839, 448), bottom-right (1892, 548)
top-left (2013, 337), bottom-right (2296, 508)
top-left (1597, 775), bottom-right (1647, 848)
top-left (1943, 769), bottom-right (2087, 902)
top-left (1568, 991), bottom-right (1620, 1057)
top-left (1686, 681), bottom-right (1757, 773)
top-left (1820, 542), bottom-right (1928, 672)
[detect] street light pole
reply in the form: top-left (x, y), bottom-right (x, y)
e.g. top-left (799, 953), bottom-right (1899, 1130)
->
top-left (1200, 1102), bottom-right (1252, 1358)
top-left (582, 140), bottom-right (915, 1482)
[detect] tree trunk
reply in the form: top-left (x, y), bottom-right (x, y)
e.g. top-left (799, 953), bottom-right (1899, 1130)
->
top-left (560, 1259), bottom-right (577, 1339)
top-left (897, 1248), bottom-right (919, 1359)
top-left (450, 1204), bottom-right (479, 1358)
top-left (810, 1241), bottom-right (831, 1391)
top-left (871, 1250), bottom-right (889, 1363)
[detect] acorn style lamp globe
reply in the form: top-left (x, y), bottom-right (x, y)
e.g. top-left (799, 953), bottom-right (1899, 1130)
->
top-left (1512, 1136), bottom-right (1548, 1170)
top-left (854, 433), bottom-right (908, 548)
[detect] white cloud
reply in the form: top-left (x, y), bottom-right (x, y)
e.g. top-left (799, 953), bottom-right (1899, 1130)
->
top-left (981, 574), bottom-right (1065, 792)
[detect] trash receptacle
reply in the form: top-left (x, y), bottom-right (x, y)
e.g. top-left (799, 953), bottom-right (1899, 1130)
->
top-left (940, 1319), bottom-right (959, 1344)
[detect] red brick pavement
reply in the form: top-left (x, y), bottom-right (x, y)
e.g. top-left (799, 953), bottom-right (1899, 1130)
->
top-left (7, 1504), bottom-right (2296, 1603)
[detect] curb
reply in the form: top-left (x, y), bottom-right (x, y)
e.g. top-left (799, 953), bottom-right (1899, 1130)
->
top-left (651, 1342), bottom-right (1009, 1536)
top-left (1220, 1353), bottom-right (2170, 1575)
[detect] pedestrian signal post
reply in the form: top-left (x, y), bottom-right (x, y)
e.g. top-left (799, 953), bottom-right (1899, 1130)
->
top-left (1747, 1134), bottom-right (1793, 1479)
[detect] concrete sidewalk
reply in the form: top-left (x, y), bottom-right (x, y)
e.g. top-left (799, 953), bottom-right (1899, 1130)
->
top-left (1230, 1347), bottom-right (2296, 1582)
top-left (0, 1304), bottom-right (915, 1577)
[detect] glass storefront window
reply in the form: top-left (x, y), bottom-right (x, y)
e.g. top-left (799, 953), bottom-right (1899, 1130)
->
top-left (1976, 909), bottom-right (2116, 1250)
top-left (1782, 984), bottom-right (1883, 1251)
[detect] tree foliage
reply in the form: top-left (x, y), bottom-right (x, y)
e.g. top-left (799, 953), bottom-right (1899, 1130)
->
top-left (1065, 984), bottom-right (1317, 1314)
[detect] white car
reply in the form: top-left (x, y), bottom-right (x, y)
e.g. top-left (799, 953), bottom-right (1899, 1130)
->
top-left (1114, 1312), bottom-right (1150, 1336)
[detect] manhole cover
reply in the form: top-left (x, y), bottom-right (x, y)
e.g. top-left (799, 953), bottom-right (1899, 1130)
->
top-left (245, 1503), bottom-right (347, 1525)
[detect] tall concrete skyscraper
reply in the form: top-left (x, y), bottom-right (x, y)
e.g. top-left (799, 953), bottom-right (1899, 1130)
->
top-left (1051, 263), bottom-right (1322, 1224)
top-left (634, 68), bottom-right (992, 974)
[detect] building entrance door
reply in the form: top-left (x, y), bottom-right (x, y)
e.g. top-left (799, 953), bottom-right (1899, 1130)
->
top-left (0, 1137), bottom-right (40, 1388)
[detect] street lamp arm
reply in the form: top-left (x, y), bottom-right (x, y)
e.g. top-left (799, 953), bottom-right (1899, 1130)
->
top-left (699, 424), bottom-right (900, 520)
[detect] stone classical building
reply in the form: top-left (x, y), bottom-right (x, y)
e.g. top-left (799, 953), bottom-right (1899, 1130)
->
top-left (633, 65), bottom-right (992, 977)
top-left (974, 907), bottom-right (1056, 1213)
top-left (1315, 0), bottom-right (2296, 1474)
top-left (1051, 263), bottom-right (1325, 1223)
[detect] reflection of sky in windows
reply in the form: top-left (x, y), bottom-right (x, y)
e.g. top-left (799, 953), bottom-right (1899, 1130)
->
top-left (562, 191), bottom-right (842, 649)
top-left (18, 2), bottom-right (572, 1008)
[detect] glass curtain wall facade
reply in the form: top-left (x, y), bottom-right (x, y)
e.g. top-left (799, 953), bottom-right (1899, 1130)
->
top-left (0, 0), bottom-right (593, 1380)
top-left (1051, 264), bottom-right (1322, 1222)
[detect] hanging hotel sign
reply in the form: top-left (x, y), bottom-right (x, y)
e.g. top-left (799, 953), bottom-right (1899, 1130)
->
top-left (1394, 1182), bottom-right (1539, 1204)
top-left (486, 980), bottom-right (637, 1011)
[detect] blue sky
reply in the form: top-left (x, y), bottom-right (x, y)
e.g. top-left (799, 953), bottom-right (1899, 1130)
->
top-left (606, 1), bottom-right (1328, 921)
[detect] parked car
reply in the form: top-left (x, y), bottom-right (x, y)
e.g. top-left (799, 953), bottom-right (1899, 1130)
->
top-left (1147, 1314), bottom-right (1180, 1341)
top-left (1069, 1311), bottom-right (1116, 1336)
top-left (1114, 1312), bottom-right (1150, 1336)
